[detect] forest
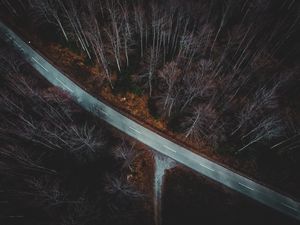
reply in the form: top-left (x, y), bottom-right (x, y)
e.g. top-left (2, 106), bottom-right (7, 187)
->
top-left (0, 40), bottom-right (152, 225)
top-left (1, 0), bottom-right (299, 158)
top-left (0, 0), bottom-right (300, 200)
top-left (0, 1), bottom-right (300, 224)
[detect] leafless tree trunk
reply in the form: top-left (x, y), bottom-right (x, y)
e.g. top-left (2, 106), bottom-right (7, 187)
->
top-left (157, 61), bottom-right (181, 117)
top-left (237, 116), bottom-right (285, 154)
top-left (0, 47), bottom-right (25, 73)
top-left (133, 3), bottom-right (146, 57)
top-left (0, 73), bottom-right (105, 160)
top-left (24, 177), bottom-right (78, 210)
top-left (105, 175), bottom-right (143, 199)
top-left (83, 1), bottom-right (112, 86)
top-left (104, 0), bottom-right (123, 72)
top-left (113, 139), bottom-right (140, 172)
top-left (232, 84), bottom-right (280, 136)
top-left (0, 0), bottom-right (26, 15)
top-left (59, 0), bottom-right (91, 58)
top-left (0, 146), bottom-right (56, 175)
top-left (183, 103), bottom-right (219, 145)
top-left (29, 0), bottom-right (69, 41)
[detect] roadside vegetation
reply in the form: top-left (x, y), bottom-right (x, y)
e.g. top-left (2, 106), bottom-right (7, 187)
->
top-left (0, 0), bottom-right (299, 196)
top-left (0, 41), bottom-right (152, 225)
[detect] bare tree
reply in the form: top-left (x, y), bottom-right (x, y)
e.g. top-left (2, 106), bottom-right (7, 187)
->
top-left (180, 62), bottom-right (216, 112)
top-left (59, 0), bottom-right (91, 58)
top-left (0, 73), bottom-right (105, 161)
top-left (154, 88), bottom-right (180, 119)
top-left (60, 196), bottom-right (102, 225)
top-left (67, 123), bottom-right (106, 161)
top-left (24, 177), bottom-right (77, 210)
top-left (156, 61), bottom-right (181, 117)
top-left (104, 175), bottom-right (145, 225)
top-left (237, 116), bottom-right (285, 154)
top-left (16, 119), bottom-right (106, 162)
top-left (105, 175), bottom-right (143, 199)
top-left (113, 140), bottom-right (140, 172)
top-left (231, 84), bottom-right (280, 136)
top-left (134, 47), bottom-right (159, 96)
top-left (83, 3), bottom-right (111, 86)
top-left (104, 0), bottom-right (123, 72)
top-left (0, 47), bottom-right (25, 73)
top-left (133, 3), bottom-right (146, 57)
top-left (183, 103), bottom-right (220, 145)
top-left (0, 0), bottom-right (26, 15)
top-left (0, 145), bottom-right (56, 175)
top-left (29, 0), bottom-right (69, 41)
top-left (177, 31), bottom-right (199, 70)
top-left (119, 1), bottom-right (134, 67)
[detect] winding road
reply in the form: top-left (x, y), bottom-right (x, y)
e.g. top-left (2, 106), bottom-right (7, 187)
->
top-left (0, 20), bottom-right (299, 221)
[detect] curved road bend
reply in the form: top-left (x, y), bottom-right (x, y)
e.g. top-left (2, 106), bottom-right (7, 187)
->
top-left (0, 21), bottom-right (299, 221)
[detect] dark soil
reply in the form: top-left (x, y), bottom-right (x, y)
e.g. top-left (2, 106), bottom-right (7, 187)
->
top-left (163, 166), bottom-right (299, 225)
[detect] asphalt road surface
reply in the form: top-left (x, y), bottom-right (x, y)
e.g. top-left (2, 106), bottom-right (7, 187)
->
top-left (0, 20), bottom-right (299, 221)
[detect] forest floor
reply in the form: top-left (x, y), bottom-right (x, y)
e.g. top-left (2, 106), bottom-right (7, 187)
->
top-left (106, 124), bottom-right (156, 217)
top-left (3, 65), bottom-right (155, 225)
top-left (1, 13), bottom-right (299, 200)
top-left (163, 166), bottom-right (299, 225)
